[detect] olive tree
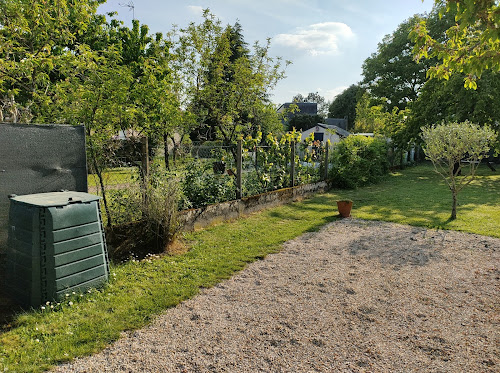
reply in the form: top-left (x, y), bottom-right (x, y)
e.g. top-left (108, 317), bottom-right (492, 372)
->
top-left (421, 121), bottom-right (496, 219)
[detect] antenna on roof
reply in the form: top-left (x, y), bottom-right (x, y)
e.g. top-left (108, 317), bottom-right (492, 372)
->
top-left (119, 1), bottom-right (135, 20)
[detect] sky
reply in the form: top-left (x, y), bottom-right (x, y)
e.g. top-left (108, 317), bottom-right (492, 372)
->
top-left (97, 0), bottom-right (435, 106)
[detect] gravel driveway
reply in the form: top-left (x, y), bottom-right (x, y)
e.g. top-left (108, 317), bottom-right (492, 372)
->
top-left (54, 219), bottom-right (499, 372)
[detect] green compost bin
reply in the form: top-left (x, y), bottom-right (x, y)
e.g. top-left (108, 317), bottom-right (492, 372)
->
top-left (5, 191), bottom-right (109, 308)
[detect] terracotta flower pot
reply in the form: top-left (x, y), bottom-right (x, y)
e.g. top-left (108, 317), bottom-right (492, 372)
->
top-left (337, 200), bottom-right (353, 218)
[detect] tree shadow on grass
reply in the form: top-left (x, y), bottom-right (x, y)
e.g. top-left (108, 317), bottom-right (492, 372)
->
top-left (267, 200), bottom-right (340, 233)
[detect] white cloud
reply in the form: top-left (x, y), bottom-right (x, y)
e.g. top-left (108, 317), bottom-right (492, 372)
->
top-left (186, 5), bottom-right (203, 16)
top-left (322, 86), bottom-right (349, 101)
top-left (274, 22), bottom-right (355, 56)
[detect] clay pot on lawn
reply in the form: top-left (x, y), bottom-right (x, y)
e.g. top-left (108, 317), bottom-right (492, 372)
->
top-left (337, 200), bottom-right (353, 218)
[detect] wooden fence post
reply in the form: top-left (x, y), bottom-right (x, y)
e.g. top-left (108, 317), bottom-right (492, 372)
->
top-left (290, 141), bottom-right (295, 188)
top-left (236, 139), bottom-right (242, 199)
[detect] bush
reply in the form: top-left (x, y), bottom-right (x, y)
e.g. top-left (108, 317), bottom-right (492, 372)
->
top-left (181, 161), bottom-right (236, 209)
top-left (329, 135), bottom-right (389, 188)
top-left (106, 166), bottom-right (182, 259)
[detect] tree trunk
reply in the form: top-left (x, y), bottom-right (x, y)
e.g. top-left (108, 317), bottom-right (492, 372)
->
top-left (451, 190), bottom-right (457, 220)
top-left (86, 128), bottom-right (112, 228)
top-left (163, 133), bottom-right (170, 170)
top-left (169, 135), bottom-right (178, 165)
top-left (94, 160), bottom-right (112, 228)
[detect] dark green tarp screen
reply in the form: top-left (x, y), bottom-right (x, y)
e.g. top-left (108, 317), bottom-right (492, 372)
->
top-left (0, 123), bottom-right (88, 254)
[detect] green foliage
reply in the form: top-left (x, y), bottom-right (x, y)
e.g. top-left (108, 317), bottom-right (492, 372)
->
top-left (353, 91), bottom-right (412, 168)
top-left (329, 135), bottom-right (389, 189)
top-left (170, 10), bottom-right (288, 147)
top-left (411, 0), bottom-right (500, 89)
top-left (407, 71), bottom-right (500, 148)
top-left (242, 131), bottom-right (299, 192)
top-left (328, 84), bottom-right (363, 130)
top-left (286, 114), bottom-right (324, 132)
top-left (353, 92), bottom-right (391, 133)
top-left (182, 161), bottom-right (236, 209)
top-left (421, 120), bottom-right (497, 219)
top-left (0, 0), bottom-right (179, 226)
top-left (241, 129), bottom-right (325, 193)
top-left (362, 15), bottom-right (429, 110)
top-left (0, 0), bottom-right (104, 107)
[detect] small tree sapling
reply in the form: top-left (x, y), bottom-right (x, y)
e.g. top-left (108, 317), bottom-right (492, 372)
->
top-left (421, 121), bottom-right (496, 220)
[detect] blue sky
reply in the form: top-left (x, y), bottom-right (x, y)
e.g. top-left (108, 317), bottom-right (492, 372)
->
top-left (98, 0), bottom-right (435, 105)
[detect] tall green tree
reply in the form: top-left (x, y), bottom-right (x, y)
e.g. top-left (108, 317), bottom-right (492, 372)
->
top-left (407, 71), bottom-right (500, 148)
top-left (0, 0), bottom-right (105, 116)
top-left (328, 84), bottom-right (363, 130)
top-left (412, 0), bottom-right (500, 89)
top-left (171, 10), bottom-right (288, 152)
top-left (0, 1), bottom-right (179, 223)
top-left (362, 15), bottom-right (427, 110)
top-left (353, 92), bottom-right (390, 133)
top-left (292, 92), bottom-right (329, 118)
top-left (362, 9), bottom-right (454, 111)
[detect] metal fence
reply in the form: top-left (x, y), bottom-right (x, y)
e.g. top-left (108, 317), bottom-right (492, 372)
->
top-left (88, 138), bottom-right (329, 226)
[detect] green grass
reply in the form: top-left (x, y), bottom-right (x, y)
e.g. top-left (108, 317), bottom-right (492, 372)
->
top-left (87, 167), bottom-right (139, 189)
top-left (328, 163), bottom-right (500, 238)
top-left (0, 163), bottom-right (498, 372)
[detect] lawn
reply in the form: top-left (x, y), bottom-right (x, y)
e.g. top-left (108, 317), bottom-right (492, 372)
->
top-left (329, 162), bottom-right (500, 238)
top-left (87, 167), bottom-right (140, 190)
top-left (0, 163), bottom-right (498, 372)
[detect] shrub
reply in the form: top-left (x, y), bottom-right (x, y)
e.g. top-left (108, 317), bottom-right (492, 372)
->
top-left (181, 161), bottom-right (236, 209)
top-left (107, 166), bottom-right (182, 258)
top-left (329, 135), bottom-right (389, 188)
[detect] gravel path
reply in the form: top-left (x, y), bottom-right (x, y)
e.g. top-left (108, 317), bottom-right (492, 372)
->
top-left (54, 219), bottom-right (499, 372)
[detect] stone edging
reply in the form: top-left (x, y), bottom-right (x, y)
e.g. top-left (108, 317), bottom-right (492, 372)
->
top-left (178, 181), bottom-right (328, 231)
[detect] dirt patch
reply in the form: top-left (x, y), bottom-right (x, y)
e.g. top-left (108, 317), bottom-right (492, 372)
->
top-left (106, 221), bottom-right (184, 262)
top-left (51, 219), bottom-right (499, 372)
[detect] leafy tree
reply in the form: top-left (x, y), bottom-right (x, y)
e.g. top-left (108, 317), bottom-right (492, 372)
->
top-left (407, 71), bottom-right (500, 148)
top-left (421, 121), bottom-right (496, 219)
top-left (328, 84), bottom-right (363, 130)
top-left (286, 114), bottom-right (324, 132)
top-left (292, 92), bottom-right (329, 117)
top-left (0, 1), bottom-right (179, 224)
top-left (354, 91), bottom-right (411, 167)
top-left (362, 10), bottom-right (454, 110)
top-left (411, 0), bottom-right (500, 89)
top-left (171, 10), bottom-right (288, 157)
top-left (0, 0), bottom-right (105, 113)
top-left (353, 92), bottom-right (391, 133)
top-left (362, 15), bottom-right (427, 110)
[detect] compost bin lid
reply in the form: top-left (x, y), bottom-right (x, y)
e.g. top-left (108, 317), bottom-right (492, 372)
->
top-left (9, 191), bottom-right (101, 207)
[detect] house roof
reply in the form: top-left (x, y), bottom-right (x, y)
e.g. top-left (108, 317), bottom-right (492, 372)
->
top-left (314, 123), bottom-right (350, 138)
top-left (325, 118), bottom-right (348, 130)
top-left (277, 102), bottom-right (318, 115)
